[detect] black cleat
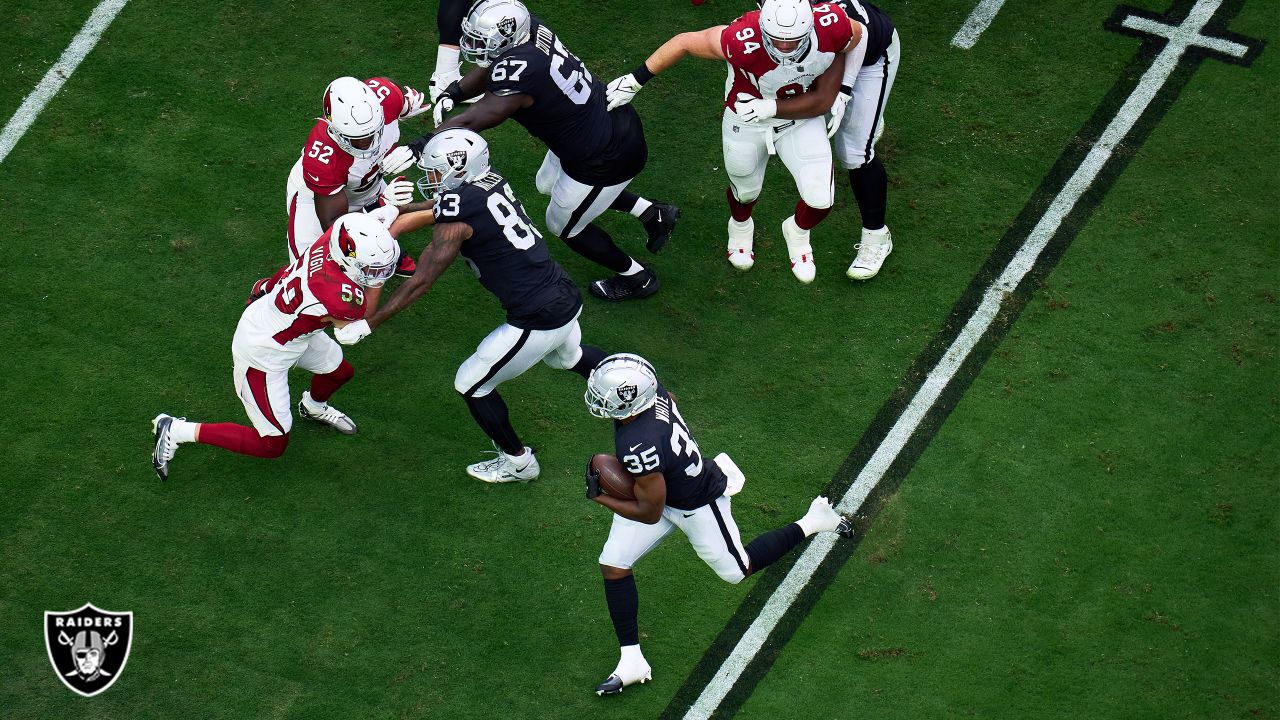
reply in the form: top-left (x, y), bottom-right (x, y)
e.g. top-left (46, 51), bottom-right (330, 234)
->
top-left (394, 250), bottom-right (417, 277)
top-left (589, 268), bottom-right (660, 303)
top-left (836, 516), bottom-right (855, 539)
top-left (640, 202), bottom-right (681, 254)
top-left (151, 414), bottom-right (179, 482)
top-left (595, 674), bottom-right (625, 696)
top-left (246, 277), bottom-right (272, 306)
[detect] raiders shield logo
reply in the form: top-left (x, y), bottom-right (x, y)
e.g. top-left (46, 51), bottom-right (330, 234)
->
top-left (617, 384), bottom-right (639, 404)
top-left (45, 603), bottom-right (133, 697)
top-left (497, 16), bottom-right (517, 38)
top-left (446, 149), bottom-right (468, 171)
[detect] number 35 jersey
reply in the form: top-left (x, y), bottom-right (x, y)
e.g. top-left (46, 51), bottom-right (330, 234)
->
top-left (614, 385), bottom-right (729, 511)
top-left (438, 172), bottom-right (583, 331)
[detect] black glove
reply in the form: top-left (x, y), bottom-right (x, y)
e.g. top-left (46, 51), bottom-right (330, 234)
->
top-left (406, 132), bottom-right (434, 159)
top-left (442, 80), bottom-right (464, 103)
top-left (585, 457), bottom-right (601, 500)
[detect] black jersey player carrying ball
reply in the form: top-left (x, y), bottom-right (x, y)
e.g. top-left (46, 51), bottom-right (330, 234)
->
top-left (336, 128), bottom-right (607, 482)
top-left (415, 0), bottom-right (680, 303)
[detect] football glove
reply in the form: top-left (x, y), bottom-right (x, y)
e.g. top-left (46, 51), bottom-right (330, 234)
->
top-left (827, 85), bottom-right (852, 138)
top-left (606, 74), bottom-right (643, 111)
top-left (401, 86), bottom-right (429, 119)
top-left (432, 80), bottom-right (463, 127)
top-left (334, 319), bottom-right (372, 345)
top-left (733, 93), bottom-right (776, 124)
top-left (382, 145), bottom-right (416, 175)
top-left (585, 457), bottom-right (602, 500)
top-left (379, 177), bottom-right (415, 207)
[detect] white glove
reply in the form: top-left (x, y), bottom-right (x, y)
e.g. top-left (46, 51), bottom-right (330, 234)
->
top-left (383, 145), bottom-right (416, 175)
top-left (432, 95), bottom-right (455, 127)
top-left (380, 177), bottom-right (415, 207)
top-left (369, 203), bottom-right (400, 228)
top-left (606, 74), bottom-right (643, 111)
top-left (401, 86), bottom-right (429, 119)
top-left (827, 87), bottom-right (852, 138)
top-left (733, 93), bottom-right (776, 124)
top-left (335, 319), bottom-right (372, 345)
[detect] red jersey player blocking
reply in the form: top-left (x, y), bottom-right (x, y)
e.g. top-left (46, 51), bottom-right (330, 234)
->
top-left (606, 0), bottom-right (868, 283)
top-left (284, 76), bottom-right (427, 267)
top-left (150, 211), bottom-right (402, 481)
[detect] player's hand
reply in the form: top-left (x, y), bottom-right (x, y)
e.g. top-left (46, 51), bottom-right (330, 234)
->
top-left (585, 457), bottom-right (602, 500)
top-left (827, 85), bottom-right (852, 138)
top-left (401, 86), bottom-right (430, 119)
top-left (383, 146), bottom-right (416, 175)
top-left (606, 74), bottom-right (643, 111)
top-left (734, 93), bottom-right (777, 124)
top-left (334, 319), bottom-right (372, 345)
top-left (379, 177), bottom-right (415, 207)
top-left (432, 95), bottom-right (455, 126)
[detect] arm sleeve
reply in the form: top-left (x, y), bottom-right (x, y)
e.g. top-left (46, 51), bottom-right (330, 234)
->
top-left (438, 0), bottom-right (468, 45)
top-left (842, 27), bottom-right (868, 87)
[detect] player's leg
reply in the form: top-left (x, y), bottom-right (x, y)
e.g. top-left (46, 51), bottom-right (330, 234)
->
top-left (595, 511), bottom-right (675, 695)
top-left (430, 0), bottom-right (470, 103)
top-left (286, 187), bottom-right (324, 262)
top-left (607, 191), bottom-right (681, 255)
top-left (837, 30), bottom-right (900, 280)
top-left (294, 333), bottom-right (358, 434)
top-left (721, 113), bottom-right (770, 271)
top-left (547, 173), bottom-right (658, 303)
top-left (776, 117), bottom-right (836, 284)
top-left (454, 323), bottom-right (563, 482)
top-left (539, 315), bottom-right (608, 380)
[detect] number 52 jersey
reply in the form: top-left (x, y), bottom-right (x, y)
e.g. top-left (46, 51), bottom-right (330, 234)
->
top-left (434, 171), bottom-right (583, 331)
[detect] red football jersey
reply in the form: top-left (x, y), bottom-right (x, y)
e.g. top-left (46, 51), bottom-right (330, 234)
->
top-left (720, 4), bottom-right (854, 109)
top-left (296, 77), bottom-right (407, 198)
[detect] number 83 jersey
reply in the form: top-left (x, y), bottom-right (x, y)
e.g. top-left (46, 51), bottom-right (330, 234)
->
top-left (614, 385), bottom-right (729, 511)
top-left (436, 172), bottom-right (583, 331)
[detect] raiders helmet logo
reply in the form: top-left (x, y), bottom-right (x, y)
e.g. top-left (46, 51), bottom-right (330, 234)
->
top-left (497, 16), bottom-right (517, 37)
top-left (617, 384), bottom-right (639, 403)
top-left (45, 603), bottom-right (133, 697)
top-left (446, 149), bottom-right (468, 171)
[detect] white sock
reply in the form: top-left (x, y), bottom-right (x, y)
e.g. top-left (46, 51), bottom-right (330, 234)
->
top-left (621, 260), bottom-right (644, 276)
top-left (173, 419), bottom-right (198, 444)
top-left (630, 197), bottom-right (653, 218)
top-left (301, 391), bottom-right (327, 412)
top-left (435, 45), bottom-right (460, 76)
top-left (620, 644), bottom-right (644, 664)
top-left (862, 225), bottom-right (889, 236)
top-left (504, 448), bottom-right (531, 467)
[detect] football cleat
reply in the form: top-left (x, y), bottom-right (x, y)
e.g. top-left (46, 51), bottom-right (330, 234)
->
top-left (246, 277), bottom-right (272, 305)
top-left (801, 496), bottom-right (854, 537)
top-left (589, 268), bottom-right (660, 303)
top-left (297, 392), bottom-right (358, 435)
top-left (595, 656), bottom-right (652, 696)
top-left (151, 413), bottom-right (180, 482)
top-left (727, 217), bottom-right (755, 270)
top-left (836, 515), bottom-right (855, 539)
top-left (466, 446), bottom-right (540, 483)
top-left (782, 215), bottom-right (816, 284)
top-left (640, 202), bottom-right (681, 254)
top-left (395, 250), bottom-right (417, 277)
top-left (847, 227), bottom-right (893, 280)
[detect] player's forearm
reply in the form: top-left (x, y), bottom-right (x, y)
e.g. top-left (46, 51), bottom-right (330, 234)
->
top-left (776, 55), bottom-right (846, 119)
top-left (389, 208), bottom-right (436, 238)
top-left (457, 65), bottom-right (487, 99)
top-left (593, 494), bottom-right (662, 524)
top-left (646, 28), bottom-right (723, 75)
top-left (368, 277), bottom-right (430, 329)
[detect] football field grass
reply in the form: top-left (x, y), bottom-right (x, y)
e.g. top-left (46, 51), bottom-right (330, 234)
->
top-left (1, 1), bottom-right (1275, 718)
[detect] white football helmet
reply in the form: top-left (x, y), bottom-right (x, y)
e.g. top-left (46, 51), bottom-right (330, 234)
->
top-left (460, 0), bottom-right (532, 67)
top-left (323, 77), bottom-right (385, 160)
top-left (758, 0), bottom-right (814, 66)
top-left (416, 128), bottom-right (492, 198)
top-left (329, 212), bottom-right (401, 288)
top-left (585, 354), bottom-right (660, 420)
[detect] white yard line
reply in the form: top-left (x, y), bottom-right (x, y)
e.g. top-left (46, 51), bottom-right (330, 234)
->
top-left (0, 0), bottom-right (129, 165)
top-left (952, 0), bottom-right (1009, 49)
top-left (684, 2), bottom-right (1233, 718)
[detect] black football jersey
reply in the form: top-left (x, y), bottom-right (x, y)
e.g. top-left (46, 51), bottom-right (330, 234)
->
top-left (614, 385), bottom-right (728, 511)
top-left (486, 18), bottom-right (646, 184)
top-left (823, 0), bottom-right (894, 65)
top-left (436, 172), bottom-right (582, 330)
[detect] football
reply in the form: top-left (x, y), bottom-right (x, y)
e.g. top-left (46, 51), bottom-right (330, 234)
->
top-left (592, 453), bottom-right (637, 500)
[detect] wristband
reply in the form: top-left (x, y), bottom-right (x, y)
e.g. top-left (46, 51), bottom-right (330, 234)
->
top-left (632, 63), bottom-right (655, 86)
top-left (840, 84), bottom-right (854, 96)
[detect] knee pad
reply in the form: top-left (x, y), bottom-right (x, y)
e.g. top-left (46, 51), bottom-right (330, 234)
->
top-left (544, 204), bottom-right (570, 238)
top-left (799, 178), bottom-right (835, 210)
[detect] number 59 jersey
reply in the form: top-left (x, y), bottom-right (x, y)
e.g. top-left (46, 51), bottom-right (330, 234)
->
top-left (436, 172), bottom-right (583, 331)
top-left (233, 233), bottom-right (367, 372)
top-left (614, 385), bottom-right (729, 511)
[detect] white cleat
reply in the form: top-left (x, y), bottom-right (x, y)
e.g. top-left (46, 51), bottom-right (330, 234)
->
top-left (151, 413), bottom-right (181, 482)
top-left (847, 226), bottom-right (893, 280)
top-left (782, 215), bottom-right (816, 284)
top-left (726, 216), bottom-right (755, 271)
top-left (466, 446), bottom-right (540, 484)
top-left (801, 496), bottom-right (855, 538)
top-left (595, 655), bottom-right (653, 696)
top-left (297, 392), bottom-right (358, 435)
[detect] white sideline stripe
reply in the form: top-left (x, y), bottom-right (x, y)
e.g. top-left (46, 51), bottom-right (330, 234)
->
top-left (684, 2), bottom-right (1228, 718)
top-left (951, 0), bottom-right (1008, 49)
top-left (0, 0), bottom-right (129, 165)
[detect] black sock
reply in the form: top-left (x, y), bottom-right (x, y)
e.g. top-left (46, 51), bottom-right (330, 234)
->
top-left (563, 223), bottom-right (633, 274)
top-left (848, 157), bottom-right (888, 230)
top-left (603, 575), bottom-right (640, 646)
top-left (462, 392), bottom-right (523, 456)
top-left (609, 191), bottom-right (642, 214)
top-left (745, 523), bottom-right (806, 573)
top-left (571, 345), bottom-right (608, 379)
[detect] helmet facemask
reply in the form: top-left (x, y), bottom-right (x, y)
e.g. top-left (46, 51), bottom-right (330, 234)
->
top-left (763, 30), bottom-right (812, 66)
top-left (327, 124), bottom-right (383, 161)
top-left (331, 222), bottom-right (398, 288)
top-left (584, 354), bottom-right (660, 420)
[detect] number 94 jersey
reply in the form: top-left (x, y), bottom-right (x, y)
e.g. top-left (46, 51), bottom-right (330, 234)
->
top-left (436, 172), bottom-right (583, 331)
top-left (614, 385), bottom-right (729, 511)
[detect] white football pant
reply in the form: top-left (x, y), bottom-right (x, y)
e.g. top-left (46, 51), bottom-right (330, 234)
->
top-left (721, 112), bottom-right (834, 209)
